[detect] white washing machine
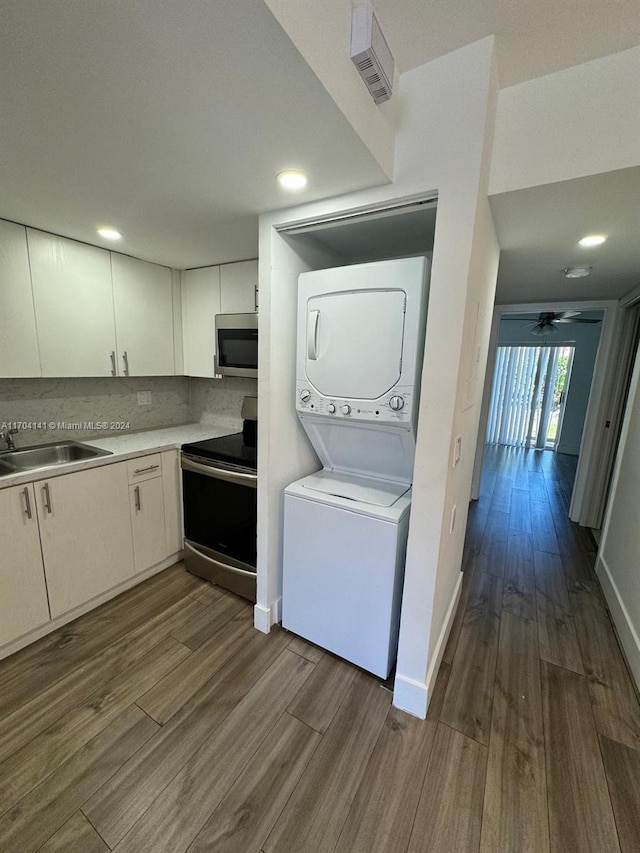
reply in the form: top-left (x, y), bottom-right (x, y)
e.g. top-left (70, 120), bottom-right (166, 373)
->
top-left (282, 471), bottom-right (411, 678)
top-left (282, 256), bottom-right (430, 677)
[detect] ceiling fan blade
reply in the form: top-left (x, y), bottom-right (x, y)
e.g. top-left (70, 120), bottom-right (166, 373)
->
top-left (520, 322), bottom-right (538, 328)
top-left (554, 318), bottom-right (601, 324)
top-left (555, 310), bottom-right (582, 320)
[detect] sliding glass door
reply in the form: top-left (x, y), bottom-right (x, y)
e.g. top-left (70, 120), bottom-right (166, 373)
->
top-left (486, 345), bottom-right (574, 449)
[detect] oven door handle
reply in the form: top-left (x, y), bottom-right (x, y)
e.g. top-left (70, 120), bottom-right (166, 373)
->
top-left (181, 455), bottom-right (257, 488)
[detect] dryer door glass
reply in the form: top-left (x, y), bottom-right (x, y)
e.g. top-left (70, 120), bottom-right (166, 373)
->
top-left (305, 289), bottom-right (405, 399)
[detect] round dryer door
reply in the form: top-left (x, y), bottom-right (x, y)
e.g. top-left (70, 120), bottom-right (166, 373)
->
top-left (305, 289), bottom-right (405, 400)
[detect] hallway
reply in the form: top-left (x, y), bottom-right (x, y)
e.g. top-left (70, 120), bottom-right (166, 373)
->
top-left (440, 444), bottom-right (640, 851)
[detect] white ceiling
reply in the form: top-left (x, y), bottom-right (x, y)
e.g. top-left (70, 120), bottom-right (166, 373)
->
top-left (0, 0), bottom-right (637, 290)
top-left (376, 0), bottom-right (640, 88)
top-left (490, 167), bottom-right (640, 304)
top-left (0, 0), bottom-right (386, 269)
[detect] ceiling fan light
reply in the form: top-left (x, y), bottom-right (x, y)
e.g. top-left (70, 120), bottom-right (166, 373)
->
top-left (564, 265), bottom-right (592, 279)
top-left (531, 323), bottom-right (557, 337)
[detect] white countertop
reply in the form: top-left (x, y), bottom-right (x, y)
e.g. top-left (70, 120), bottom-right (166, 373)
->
top-left (0, 421), bottom-right (240, 490)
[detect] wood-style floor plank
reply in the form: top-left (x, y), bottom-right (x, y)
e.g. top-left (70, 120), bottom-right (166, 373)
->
top-left (0, 594), bottom-right (203, 764)
top-left (529, 499), bottom-right (560, 554)
top-left (600, 735), bottom-right (640, 853)
top-left (509, 487), bottom-right (532, 533)
top-left (38, 812), bottom-right (109, 853)
top-left (171, 589), bottom-right (247, 650)
top-left (263, 672), bottom-right (391, 853)
top-left (502, 531), bottom-right (536, 621)
top-left (0, 635), bottom-right (189, 811)
top-left (541, 661), bottom-right (620, 853)
top-left (0, 705), bottom-right (157, 853)
top-left (137, 614), bottom-right (252, 724)
top-left (475, 512), bottom-right (509, 577)
top-left (0, 564), bottom-right (199, 716)
top-left (333, 664), bottom-right (451, 853)
top-left (406, 723), bottom-right (487, 853)
top-left (188, 712), bottom-right (321, 853)
top-left (568, 579), bottom-right (640, 750)
top-left (84, 624), bottom-right (292, 849)
top-left (112, 650), bottom-right (315, 853)
top-left (287, 634), bottom-right (324, 663)
top-left (480, 612), bottom-right (549, 853)
top-left (287, 652), bottom-right (357, 733)
top-left (534, 549), bottom-right (584, 675)
top-left (441, 571), bottom-right (502, 745)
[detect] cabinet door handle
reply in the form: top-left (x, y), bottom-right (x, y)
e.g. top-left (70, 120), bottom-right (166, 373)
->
top-left (43, 482), bottom-right (52, 514)
top-left (110, 351), bottom-right (117, 376)
top-left (134, 464), bottom-right (160, 474)
top-left (122, 351), bottom-right (130, 376)
top-left (134, 485), bottom-right (141, 511)
top-left (22, 486), bottom-right (33, 519)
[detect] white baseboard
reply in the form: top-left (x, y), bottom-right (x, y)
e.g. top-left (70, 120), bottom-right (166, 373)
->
top-left (253, 603), bottom-right (272, 634)
top-left (393, 571), bottom-right (463, 719)
top-left (253, 597), bottom-right (283, 634)
top-left (596, 554), bottom-right (640, 690)
top-left (0, 550), bottom-right (183, 661)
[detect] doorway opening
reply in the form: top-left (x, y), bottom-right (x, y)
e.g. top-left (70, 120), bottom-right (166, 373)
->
top-left (486, 344), bottom-right (575, 451)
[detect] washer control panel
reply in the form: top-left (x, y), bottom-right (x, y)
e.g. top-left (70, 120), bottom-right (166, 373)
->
top-left (296, 384), bottom-right (414, 424)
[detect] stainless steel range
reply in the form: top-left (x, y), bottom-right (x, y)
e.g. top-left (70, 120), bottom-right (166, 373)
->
top-left (181, 396), bottom-right (257, 601)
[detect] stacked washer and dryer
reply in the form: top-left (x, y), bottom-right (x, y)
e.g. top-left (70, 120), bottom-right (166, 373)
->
top-left (282, 256), bottom-right (430, 678)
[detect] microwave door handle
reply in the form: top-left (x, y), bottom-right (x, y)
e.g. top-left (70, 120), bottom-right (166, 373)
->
top-left (307, 310), bottom-right (320, 360)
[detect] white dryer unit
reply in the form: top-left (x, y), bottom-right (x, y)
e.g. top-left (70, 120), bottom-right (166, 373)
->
top-left (282, 470), bottom-right (411, 678)
top-left (296, 256), bottom-right (429, 483)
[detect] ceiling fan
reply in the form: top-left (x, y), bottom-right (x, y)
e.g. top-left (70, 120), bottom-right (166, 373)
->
top-left (505, 311), bottom-right (601, 337)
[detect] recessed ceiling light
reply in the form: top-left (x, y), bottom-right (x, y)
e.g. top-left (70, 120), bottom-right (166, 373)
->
top-left (578, 234), bottom-right (606, 247)
top-left (564, 265), bottom-right (592, 279)
top-left (97, 227), bottom-right (122, 241)
top-left (276, 170), bottom-right (308, 191)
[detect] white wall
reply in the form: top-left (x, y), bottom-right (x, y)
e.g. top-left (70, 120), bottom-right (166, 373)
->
top-left (263, 0), bottom-right (396, 177)
top-left (490, 46), bottom-right (640, 195)
top-left (257, 37), bottom-right (500, 717)
top-left (597, 344), bottom-right (640, 688)
top-left (496, 314), bottom-right (603, 455)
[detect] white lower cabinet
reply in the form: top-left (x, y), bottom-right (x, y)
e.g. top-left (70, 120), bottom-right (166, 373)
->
top-left (1, 447), bottom-right (184, 655)
top-left (162, 449), bottom-right (183, 555)
top-left (37, 463), bottom-right (135, 618)
top-left (0, 483), bottom-right (50, 645)
top-left (130, 476), bottom-right (167, 572)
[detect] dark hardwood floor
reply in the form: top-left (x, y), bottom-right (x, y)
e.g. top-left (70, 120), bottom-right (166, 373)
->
top-left (1, 445), bottom-right (638, 852)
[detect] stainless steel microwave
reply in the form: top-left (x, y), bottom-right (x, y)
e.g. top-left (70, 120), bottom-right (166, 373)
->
top-left (215, 313), bottom-right (258, 378)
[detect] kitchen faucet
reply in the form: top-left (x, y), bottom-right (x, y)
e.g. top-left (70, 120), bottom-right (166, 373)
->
top-left (1, 428), bottom-right (18, 450)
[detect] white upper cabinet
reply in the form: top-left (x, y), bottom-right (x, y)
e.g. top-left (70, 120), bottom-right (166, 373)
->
top-left (0, 221), bottom-right (41, 378)
top-left (27, 228), bottom-right (117, 377)
top-left (220, 260), bottom-right (258, 314)
top-left (111, 254), bottom-right (175, 376)
top-left (181, 266), bottom-right (221, 378)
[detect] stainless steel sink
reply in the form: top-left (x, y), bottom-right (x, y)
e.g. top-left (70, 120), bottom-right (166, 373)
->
top-left (0, 441), bottom-right (112, 476)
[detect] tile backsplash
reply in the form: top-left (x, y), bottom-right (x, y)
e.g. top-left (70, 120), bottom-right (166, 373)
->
top-left (0, 374), bottom-right (258, 448)
top-left (189, 376), bottom-right (258, 431)
top-left (0, 377), bottom-right (191, 446)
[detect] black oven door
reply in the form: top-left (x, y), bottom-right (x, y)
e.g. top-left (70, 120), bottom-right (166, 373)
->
top-left (181, 456), bottom-right (257, 569)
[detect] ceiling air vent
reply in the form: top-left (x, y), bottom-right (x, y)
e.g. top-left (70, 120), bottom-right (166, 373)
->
top-left (350, 4), bottom-right (394, 104)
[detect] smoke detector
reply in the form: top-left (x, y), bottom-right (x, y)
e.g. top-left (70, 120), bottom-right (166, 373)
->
top-left (350, 4), bottom-right (394, 104)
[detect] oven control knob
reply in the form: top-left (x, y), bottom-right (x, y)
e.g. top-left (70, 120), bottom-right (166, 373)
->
top-left (299, 389), bottom-right (311, 403)
top-left (327, 403), bottom-right (336, 414)
top-left (341, 404), bottom-right (351, 415)
top-left (389, 395), bottom-right (405, 411)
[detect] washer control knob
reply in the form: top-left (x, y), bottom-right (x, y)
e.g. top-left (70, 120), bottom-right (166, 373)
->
top-left (300, 389), bottom-right (311, 403)
top-left (341, 404), bottom-right (351, 415)
top-left (327, 403), bottom-right (336, 414)
top-left (389, 395), bottom-right (405, 411)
